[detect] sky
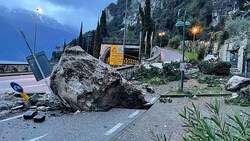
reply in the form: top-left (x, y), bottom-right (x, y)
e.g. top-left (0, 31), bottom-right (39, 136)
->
top-left (0, 0), bottom-right (117, 32)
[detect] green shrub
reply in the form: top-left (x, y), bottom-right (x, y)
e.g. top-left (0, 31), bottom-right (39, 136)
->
top-left (163, 62), bottom-right (181, 81)
top-left (198, 61), bottom-right (214, 74)
top-left (197, 44), bottom-right (206, 60)
top-left (188, 58), bottom-right (198, 66)
top-left (198, 61), bottom-right (231, 76)
top-left (169, 35), bottom-right (182, 49)
top-left (213, 61), bottom-right (231, 75)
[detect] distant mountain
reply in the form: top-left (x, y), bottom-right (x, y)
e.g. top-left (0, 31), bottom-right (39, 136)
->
top-left (0, 6), bottom-right (78, 61)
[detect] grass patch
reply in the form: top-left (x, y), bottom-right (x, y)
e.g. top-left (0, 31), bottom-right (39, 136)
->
top-left (190, 86), bottom-right (224, 94)
top-left (169, 48), bottom-right (198, 60)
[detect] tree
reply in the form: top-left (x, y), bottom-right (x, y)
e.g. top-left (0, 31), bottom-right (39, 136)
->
top-left (90, 30), bottom-right (95, 55)
top-left (93, 21), bottom-right (102, 58)
top-left (99, 10), bottom-right (108, 38)
top-left (93, 10), bottom-right (108, 59)
top-left (140, 0), bottom-right (154, 56)
top-left (238, 0), bottom-right (247, 10)
top-left (77, 22), bottom-right (83, 49)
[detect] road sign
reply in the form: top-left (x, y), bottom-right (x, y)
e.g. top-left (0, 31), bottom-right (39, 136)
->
top-left (26, 51), bottom-right (52, 81)
top-left (180, 63), bottom-right (186, 71)
top-left (109, 45), bottom-right (123, 66)
top-left (10, 82), bottom-right (24, 93)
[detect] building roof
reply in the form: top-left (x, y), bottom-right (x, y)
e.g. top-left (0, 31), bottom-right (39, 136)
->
top-left (0, 60), bottom-right (28, 65)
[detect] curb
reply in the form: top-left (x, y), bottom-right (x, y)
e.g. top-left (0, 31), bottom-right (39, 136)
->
top-left (160, 93), bottom-right (232, 98)
top-left (0, 72), bottom-right (33, 77)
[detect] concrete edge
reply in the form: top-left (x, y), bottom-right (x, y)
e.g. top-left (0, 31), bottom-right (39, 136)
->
top-left (160, 93), bottom-right (232, 98)
top-left (0, 72), bottom-right (33, 77)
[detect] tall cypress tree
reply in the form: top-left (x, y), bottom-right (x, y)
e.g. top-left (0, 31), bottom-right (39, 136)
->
top-left (93, 21), bottom-right (101, 58)
top-left (99, 10), bottom-right (108, 38)
top-left (77, 22), bottom-right (83, 49)
top-left (89, 30), bottom-right (95, 55)
top-left (140, 0), bottom-right (154, 57)
top-left (144, 0), bottom-right (154, 56)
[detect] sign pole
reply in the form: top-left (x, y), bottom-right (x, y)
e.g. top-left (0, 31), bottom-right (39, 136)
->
top-left (139, 32), bottom-right (142, 64)
top-left (18, 28), bottom-right (72, 109)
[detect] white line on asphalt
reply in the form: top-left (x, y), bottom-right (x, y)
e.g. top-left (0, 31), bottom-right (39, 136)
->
top-left (0, 115), bottom-right (23, 123)
top-left (150, 97), bottom-right (157, 103)
top-left (128, 110), bottom-right (140, 118)
top-left (105, 123), bottom-right (123, 136)
top-left (28, 134), bottom-right (48, 141)
top-left (0, 84), bottom-right (47, 92)
top-left (0, 78), bottom-right (35, 83)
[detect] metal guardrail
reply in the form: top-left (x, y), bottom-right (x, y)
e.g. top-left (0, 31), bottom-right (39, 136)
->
top-left (115, 65), bottom-right (135, 71)
top-left (143, 46), bottom-right (161, 64)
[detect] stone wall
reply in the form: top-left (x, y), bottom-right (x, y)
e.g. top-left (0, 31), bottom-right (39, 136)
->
top-left (219, 34), bottom-right (250, 74)
top-left (0, 64), bottom-right (31, 73)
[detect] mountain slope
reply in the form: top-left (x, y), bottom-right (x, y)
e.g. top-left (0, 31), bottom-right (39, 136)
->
top-left (0, 6), bottom-right (77, 61)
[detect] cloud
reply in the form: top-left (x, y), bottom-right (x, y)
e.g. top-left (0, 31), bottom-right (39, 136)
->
top-left (0, 0), bottom-right (116, 31)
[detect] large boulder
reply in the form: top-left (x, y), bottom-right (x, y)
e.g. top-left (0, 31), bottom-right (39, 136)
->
top-left (225, 76), bottom-right (250, 91)
top-left (50, 46), bottom-right (146, 111)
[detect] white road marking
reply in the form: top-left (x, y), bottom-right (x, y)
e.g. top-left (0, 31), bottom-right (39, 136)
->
top-left (28, 134), bottom-right (48, 141)
top-left (128, 110), bottom-right (140, 118)
top-left (0, 78), bottom-right (35, 83)
top-left (0, 115), bottom-right (23, 123)
top-left (150, 97), bottom-right (157, 103)
top-left (105, 123), bottom-right (123, 135)
top-left (0, 84), bottom-right (47, 92)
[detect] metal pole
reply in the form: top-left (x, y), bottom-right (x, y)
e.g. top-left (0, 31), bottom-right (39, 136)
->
top-left (160, 36), bottom-right (162, 48)
top-left (19, 28), bottom-right (72, 109)
top-left (139, 32), bottom-right (142, 64)
top-left (180, 11), bottom-right (186, 91)
top-left (150, 32), bottom-right (153, 58)
top-left (122, 0), bottom-right (128, 66)
top-left (34, 12), bottom-right (38, 53)
top-left (145, 32), bottom-right (147, 55)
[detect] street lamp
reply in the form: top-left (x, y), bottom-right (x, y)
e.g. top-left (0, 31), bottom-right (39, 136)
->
top-left (34, 7), bottom-right (42, 53)
top-left (191, 26), bottom-right (200, 42)
top-left (122, 0), bottom-right (128, 66)
top-left (158, 31), bottom-right (166, 47)
top-left (175, 9), bottom-right (191, 91)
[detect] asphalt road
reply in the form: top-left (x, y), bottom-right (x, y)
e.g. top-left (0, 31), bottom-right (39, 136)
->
top-left (0, 108), bottom-right (147, 141)
top-left (0, 75), bottom-right (49, 94)
top-left (160, 49), bottom-right (187, 62)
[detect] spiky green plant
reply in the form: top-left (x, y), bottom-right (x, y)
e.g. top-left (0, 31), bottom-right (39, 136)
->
top-left (179, 99), bottom-right (250, 141)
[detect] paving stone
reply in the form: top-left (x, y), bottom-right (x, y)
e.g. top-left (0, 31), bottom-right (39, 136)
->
top-left (23, 110), bottom-right (38, 119)
top-left (33, 114), bottom-right (46, 122)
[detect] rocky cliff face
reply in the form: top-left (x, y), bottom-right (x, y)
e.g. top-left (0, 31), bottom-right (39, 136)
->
top-left (105, 0), bottom-right (243, 35)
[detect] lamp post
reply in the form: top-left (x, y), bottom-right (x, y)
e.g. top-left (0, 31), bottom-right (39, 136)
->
top-left (158, 32), bottom-right (165, 47)
top-left (122, 0), bottom-right (128, 66)
top-left (34, 7), bottom-right (42, 53)
top-left (175, 9), bottom-right (191, 91)
top-left (191, 26), bottom-right (199, 42)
